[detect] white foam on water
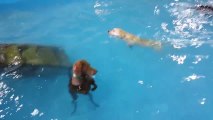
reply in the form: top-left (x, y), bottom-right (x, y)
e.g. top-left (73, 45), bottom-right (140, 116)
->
top-left (170, 54), bottom-right (187, 64)
top-left (184, 74), bottom-right (205, 82)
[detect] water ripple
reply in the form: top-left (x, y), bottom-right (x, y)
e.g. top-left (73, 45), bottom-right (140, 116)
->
top-left (0, 81), bottom-right (23, 119)
top-left (161, 1), bottom-right (213, 49)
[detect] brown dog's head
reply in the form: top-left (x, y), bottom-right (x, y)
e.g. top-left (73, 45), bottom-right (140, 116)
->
top-left (73, 60), bottom-right (97, 77)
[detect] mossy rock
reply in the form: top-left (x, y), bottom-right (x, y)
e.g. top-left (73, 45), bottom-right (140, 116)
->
top-left (0, 46), bottom-right (6, 65)
top-left (36, 47), bottom-right (60, 66)
top-left (54, 49), bottom-right (70, 67)
top-left (0, 44), bottom-right (70, 68)
top-left (5, 45), bottom-right (23, 65)
top-left (21, 46), bottom-right (44, 65)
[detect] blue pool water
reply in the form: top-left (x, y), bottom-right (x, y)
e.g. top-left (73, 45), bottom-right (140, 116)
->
top-left (0, 0), bottom-right (213, 120)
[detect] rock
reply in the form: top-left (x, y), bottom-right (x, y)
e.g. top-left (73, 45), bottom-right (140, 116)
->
top-left (0, 46), bottom-right (6, 65)
top-left (0, 44), bottom-right (71, 78)
top-left (36, 47), bottom-right (60, 66)
top-left (4, 45), bottom-right (23, 66)
top-left (53, 48), bottom-right (70, 67)
top-left (0, 44), bottom-right (70, 67)
top-left (21, 46), bottom-right (40, 65)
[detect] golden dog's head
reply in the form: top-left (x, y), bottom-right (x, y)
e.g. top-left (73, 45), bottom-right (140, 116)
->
top-left (108, 28), bottom-right (122, 37)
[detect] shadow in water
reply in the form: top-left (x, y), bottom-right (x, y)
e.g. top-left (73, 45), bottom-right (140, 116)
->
top-left (88, 93), bottom-right (99, 108)
top-left (70, 92), bottom-right (99, 115)
top-left (71, 100), bottom-right (77, 115)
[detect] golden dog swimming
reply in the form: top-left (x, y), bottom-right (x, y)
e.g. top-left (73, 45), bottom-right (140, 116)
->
top-left (108, 28), bottom-right (161, 49)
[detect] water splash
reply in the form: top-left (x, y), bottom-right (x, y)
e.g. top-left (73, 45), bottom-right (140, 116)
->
top-left (199, 97), bottom-right (207, 105)
top-left (192, 55), bottom-right (209, 64)
top-left (161, 1), bottom-right (213, 49)
top-left (94, 0), bottom-right (113, 21)
top-left (31, 108), bottom-right (44, 117)
top-left (183, 73), bottom-right (205, 82)
top-left (169, 54), bottom-right (187, 64)
top-left (154, 5), bottom-right (160, 15)
top-left (0, 81), bottom-right (23, 119)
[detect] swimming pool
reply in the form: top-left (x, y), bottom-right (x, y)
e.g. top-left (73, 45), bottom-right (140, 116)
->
top-left (0, 0), bottom-right (213, 120)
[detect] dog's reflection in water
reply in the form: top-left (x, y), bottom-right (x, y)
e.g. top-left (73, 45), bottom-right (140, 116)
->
top-left (68, 60), bottom-right (99, 114)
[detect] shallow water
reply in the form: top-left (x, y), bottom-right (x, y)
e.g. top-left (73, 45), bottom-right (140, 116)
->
top-left (0, 0), bottom-right (213, 120)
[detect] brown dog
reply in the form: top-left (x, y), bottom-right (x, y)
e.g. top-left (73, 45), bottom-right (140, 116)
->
top-left (69, 60), bottom-right (97, 101)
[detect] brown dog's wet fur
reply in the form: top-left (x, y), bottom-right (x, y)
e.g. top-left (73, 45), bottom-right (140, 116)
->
top-left (69, 60), bottom-right (97, 101)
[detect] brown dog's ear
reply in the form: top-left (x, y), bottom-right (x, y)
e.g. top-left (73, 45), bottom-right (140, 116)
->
top-left (73, 61), bottom-right (83, 75)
